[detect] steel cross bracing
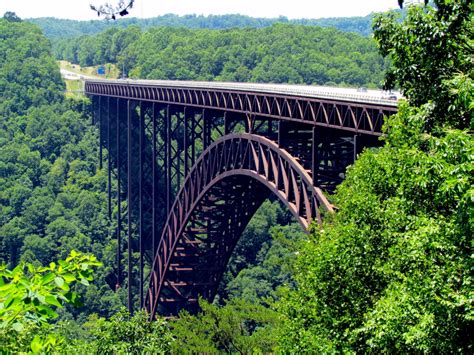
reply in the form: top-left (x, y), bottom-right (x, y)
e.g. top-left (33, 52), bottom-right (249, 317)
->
top-left (88, 80), bottom-right (395, 317)
top-left (86, 80), bottom-right (397, 136)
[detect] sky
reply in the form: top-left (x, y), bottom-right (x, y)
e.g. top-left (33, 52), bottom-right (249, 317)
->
top-left (0, 0), bottom-right (400, 21)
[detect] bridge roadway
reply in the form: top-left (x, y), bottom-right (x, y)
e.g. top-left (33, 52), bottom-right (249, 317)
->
top-left (85, 79), bottom-right (398, 317)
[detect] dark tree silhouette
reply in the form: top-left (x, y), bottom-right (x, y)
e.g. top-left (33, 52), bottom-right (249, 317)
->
top-left (3, 11), bottom-right (22, 22)
top-left (90, 0), bottom-right (134, 20)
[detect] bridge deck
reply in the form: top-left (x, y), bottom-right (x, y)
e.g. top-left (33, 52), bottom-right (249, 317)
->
top-left (86, 79), bottom-right (399, 107)
top-left (85, 79), bottom-right (399, 136)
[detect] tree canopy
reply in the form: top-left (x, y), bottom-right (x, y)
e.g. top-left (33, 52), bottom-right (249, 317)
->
top-left (54, 23), bottom-right (387, 88)
top-left (31, 13), bottom-right (377, 40)
top-left (0, 18), bottom-right (123, 323)
top-left (277, 1), bottom-right (473, 352)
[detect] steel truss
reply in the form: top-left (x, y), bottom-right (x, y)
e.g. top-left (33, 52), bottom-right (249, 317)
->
top-left (86, 81), bottom-right (397, 136)
top-left (89, 82), bottom-right (392, 317)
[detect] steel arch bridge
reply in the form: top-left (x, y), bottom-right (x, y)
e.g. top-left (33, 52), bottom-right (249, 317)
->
top-left (86, 79), bottom-right (397, 317)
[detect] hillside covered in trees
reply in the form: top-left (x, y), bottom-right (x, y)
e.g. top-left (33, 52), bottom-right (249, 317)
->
top-left (0, 15), bottom-right (124, 319)
top-left (54, 24), bottom-right (387, 87)
top-left (1, 1), bottom-right (472, 352)
top-left (32, 13), bottom-right (377, 39)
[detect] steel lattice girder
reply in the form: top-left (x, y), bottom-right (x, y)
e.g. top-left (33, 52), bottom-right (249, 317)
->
top-left (91, 89), bottom-right (390, 317)
top-left (85, 81), bottom-right (397, 136)
top-left (145, 133), bottom-right (334, 318)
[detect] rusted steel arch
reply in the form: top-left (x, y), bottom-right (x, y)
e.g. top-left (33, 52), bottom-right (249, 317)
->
top-left (145, 133), bottom-right (334, 318)
top-left (154, 176), bottom-right (271, 316)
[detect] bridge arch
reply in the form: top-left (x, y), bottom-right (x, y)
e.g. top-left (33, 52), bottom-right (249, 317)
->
top-left (145, 133), bottom-right (334, 317)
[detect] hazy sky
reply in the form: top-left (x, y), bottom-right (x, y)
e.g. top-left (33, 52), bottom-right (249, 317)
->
top-left (0, 0), bottom-right (400, 21)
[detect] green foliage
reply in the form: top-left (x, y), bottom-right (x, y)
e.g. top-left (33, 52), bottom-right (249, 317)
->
top-left (0, 19), bottom-right (64, 117)
top-left (225, 223), bottom-right (305, 303)
top-left (54, 24), bottom-right (386, 87)
top-left (278, 121), bottom-right (472, 352)
top-left (32, 13), bottom-right (378, 40)
top-left (216, 200), bottom-right (304, 304)
top-left (62, 309), bottom-right (174, 353)
top-left (0, 18), bottom-right (123, 323)
top-left (4, 6), bottom-right (471, 352)
top-left (277, 2), bottom-right (473, 352)
top-left (171, 298), bottom-right (280, 353)
top-left (373, 0), bottom-right (473, 129)
top-left (0, 251), bottom-right (101, 353)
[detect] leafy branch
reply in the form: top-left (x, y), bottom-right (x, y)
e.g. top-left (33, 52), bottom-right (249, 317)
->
top-left (0, 250), bottom-right (102, 332)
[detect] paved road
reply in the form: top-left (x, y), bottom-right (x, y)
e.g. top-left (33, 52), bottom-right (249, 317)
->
top-left (60, 68), bottom-right (96, 80)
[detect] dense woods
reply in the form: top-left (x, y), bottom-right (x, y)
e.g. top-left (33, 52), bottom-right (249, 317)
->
top-left (1, 1), bottom-right (472, 352)
top-left (53, 24), bottom-right (387, 88)
top-left (277, 1), bottom-right (473, 352)
top-left (32, 13), bottom-right (376, 39)
top-left (0, 16), bottom-right (126, 321)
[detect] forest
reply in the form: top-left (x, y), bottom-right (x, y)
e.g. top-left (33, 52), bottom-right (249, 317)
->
top-left (0, 0), bottom-right (473, 352)
top-left (53, 23), bottom-right (387, 88)
top-left (32, 13), bottom-right (377, 39)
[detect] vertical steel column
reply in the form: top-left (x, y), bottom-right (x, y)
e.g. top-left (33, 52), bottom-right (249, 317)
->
top-left (191, 110), bottom-right (197, 164)
top-left (184, 107), bottom-right (189, 178)
top-left (165, 105), bottom-right (171, 215)
top-left (224, 111), bottom-right (229, 135)
top-left (278, 121), bottom-right (283, 146)
top-left (92, 96), bottom-right (97, 125)
top-left (127, 100), bottom-right (133, 315)
top-left (152, 103), bottom-right (157, 256)
top-left (99, 96), bottom-right (103, 170)
top-left (116, 98), bottom-right (122, 290)
top-left (176, 108), bottom-right (181, 191)
top-left (107, 97), bottom-right (112, 221)
top-left (312, 127), bottom-right (319, 186)
top-left (353, 134), bottom-right (358, 163)
top-left (203, 109), bottom-right (210, 148)
top-left (139, 102), bottom-right (144, 309)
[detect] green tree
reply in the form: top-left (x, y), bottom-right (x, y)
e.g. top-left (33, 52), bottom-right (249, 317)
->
top-left (54, 23), bottom-right (386, 87)
top-left (277, 1), bottom-right (472, 352)
top-left (3, 11), bottom-right (22, 22)
top-left (63, 309), bottom-right (173, 353)
top-left (171, 298), bottom-right (280, 353)
top-left (373, 0), bottom-right (473, 128)
top-left (0, 17), bottom-right (120, 321)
